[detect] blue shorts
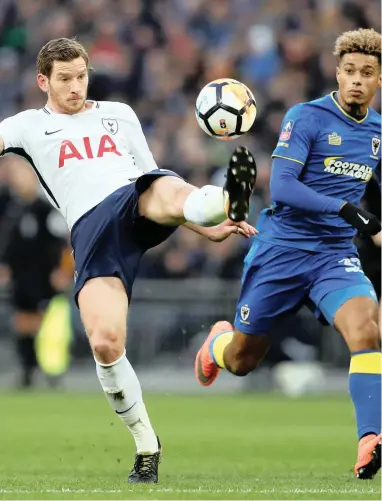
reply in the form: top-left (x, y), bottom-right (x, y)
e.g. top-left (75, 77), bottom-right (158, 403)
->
top-left (234, 239), bottom-right (378, 334)
top-left (71, 169), bottom-right (181, 306)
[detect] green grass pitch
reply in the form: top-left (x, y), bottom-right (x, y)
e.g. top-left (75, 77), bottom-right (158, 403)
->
top-left (0, 392), bottom-right (380, 500)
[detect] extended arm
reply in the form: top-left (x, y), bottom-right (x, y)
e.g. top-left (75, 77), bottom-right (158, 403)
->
top-left (270, 157), bottom-right (344, 214)
top-left (271, 158), bottom-right (381, 235)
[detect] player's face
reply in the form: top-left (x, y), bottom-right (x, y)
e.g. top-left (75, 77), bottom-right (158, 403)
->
top-left (38, 58), bottom-right (89, 114)
top-left (336, 53), bottom-right (381, 108)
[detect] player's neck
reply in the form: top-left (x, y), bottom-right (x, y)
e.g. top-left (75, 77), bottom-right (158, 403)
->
top-left (335, 91), bottom-right (368, 119)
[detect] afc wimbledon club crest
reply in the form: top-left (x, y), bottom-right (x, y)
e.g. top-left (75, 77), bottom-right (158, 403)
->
top-left (372, 137), bottom-right (381, 157)
top-left (240, 304), bottom-right (250, 322)
top-left (102, 118), bottom-right (118, 135)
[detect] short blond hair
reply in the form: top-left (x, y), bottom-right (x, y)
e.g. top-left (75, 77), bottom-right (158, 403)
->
top-left (37, 38), bottom-right (90, 77)
top-left (334, 28), bottom-right (381, 62)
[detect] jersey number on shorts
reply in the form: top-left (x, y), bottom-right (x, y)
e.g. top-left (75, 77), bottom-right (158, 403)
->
top-left (338, 257), bottom-right (362, 273)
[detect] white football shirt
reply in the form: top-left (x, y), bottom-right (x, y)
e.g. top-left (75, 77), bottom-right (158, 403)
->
top-left (0, 101), bottom-right (159, 229)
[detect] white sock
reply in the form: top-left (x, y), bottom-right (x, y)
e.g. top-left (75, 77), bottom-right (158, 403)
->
top-left (95, 351), bottom-right (158, 454)
top-left (183, 185), bottom-right (228, 226)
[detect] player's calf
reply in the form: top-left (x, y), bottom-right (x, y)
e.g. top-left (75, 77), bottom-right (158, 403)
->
top-left (334, 296), bottom-right (381, 479)
top-left (223, 334), bottom-right (269, 376)
top-left (195, 323), bottom-right (269, 386)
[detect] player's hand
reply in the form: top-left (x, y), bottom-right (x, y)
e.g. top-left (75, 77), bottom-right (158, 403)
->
top-left (208, 219), bottom-right (258, 242)
top-left (339, 202), bottom-right (381, 236)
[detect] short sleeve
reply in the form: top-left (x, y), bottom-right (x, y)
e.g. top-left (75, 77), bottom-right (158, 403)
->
top-left (272, 104), bottom-right (317, 166)
top-left (120, 104), bottom-right (159, 173)
top-left (0, 115), bottom-right (25, 154)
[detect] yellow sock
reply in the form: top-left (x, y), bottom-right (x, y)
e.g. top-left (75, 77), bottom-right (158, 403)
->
top-left (212, 332), bottom-right (233, 368)
top-left (349, 350), bottom-right (381, 439)
top-left (350, 351), bottom-right (382, 374)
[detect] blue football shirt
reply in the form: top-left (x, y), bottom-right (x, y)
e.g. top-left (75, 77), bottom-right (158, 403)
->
top-left (257, 92), bottom-right (381, 252)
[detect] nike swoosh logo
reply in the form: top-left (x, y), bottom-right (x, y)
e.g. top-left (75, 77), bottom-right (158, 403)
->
top-left (357, 213), bottom-right (369, 224)
top-left (115, 401), bottom-right (137, 415)
top-left (45, 129), bottom-right (63, 135)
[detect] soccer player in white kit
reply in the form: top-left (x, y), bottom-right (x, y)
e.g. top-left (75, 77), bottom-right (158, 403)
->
top-left (0, 38), bottom-right (257, 483)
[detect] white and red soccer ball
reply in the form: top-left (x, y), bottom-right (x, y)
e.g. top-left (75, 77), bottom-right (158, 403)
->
top-left (195, 78), bottom-right (257, 140)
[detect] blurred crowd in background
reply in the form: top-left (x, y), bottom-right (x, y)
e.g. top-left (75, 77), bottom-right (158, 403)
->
top-left (0, 0), bottom-right (381, 278)
top-left (0, 0), bottom-right (380, 387)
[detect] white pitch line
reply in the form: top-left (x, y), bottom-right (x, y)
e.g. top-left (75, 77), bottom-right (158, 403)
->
top-left (0, 487), bottom-right (380, 494)
top-left (150, 488), bottom-right (381, 494)
top-left (0, 490), bottom-right (124, 494)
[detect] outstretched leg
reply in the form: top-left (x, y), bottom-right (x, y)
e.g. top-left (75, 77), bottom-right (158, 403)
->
top-left (138, 147), bottom-right (257, 227)
top-left (195, 242), bottom-right (311, 385)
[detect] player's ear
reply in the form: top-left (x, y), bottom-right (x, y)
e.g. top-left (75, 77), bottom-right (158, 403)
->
top-left (378, 73), bottom-right (382, 89)
top-left (37, 73), bottom-right (49, 93)
top-left (335, 66), bottom-right (341, 84)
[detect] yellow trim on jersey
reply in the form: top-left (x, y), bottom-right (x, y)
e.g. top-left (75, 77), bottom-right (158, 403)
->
top-left (349, 352), bottom-right (382, 375)
top-left (272, 154), bottom-right (304, 166)
top-left (330, 91), bottom-right (369, 124)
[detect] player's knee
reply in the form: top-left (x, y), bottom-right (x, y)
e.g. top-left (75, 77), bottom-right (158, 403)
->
top-left (345, 317), bottom-right (380, 352)
top-left (89, 324), bottom-right (125, 364)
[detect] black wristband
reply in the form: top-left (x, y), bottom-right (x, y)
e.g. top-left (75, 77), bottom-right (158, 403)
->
top-left (339, 202), bottom-right (381, 236)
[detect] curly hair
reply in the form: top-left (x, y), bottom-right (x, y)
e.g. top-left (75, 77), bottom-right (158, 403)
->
top-left (333, 28), bottom-right (381, 62)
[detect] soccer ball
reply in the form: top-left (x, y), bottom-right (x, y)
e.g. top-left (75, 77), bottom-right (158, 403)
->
top-left (195, 78), bottom-right (256, 140)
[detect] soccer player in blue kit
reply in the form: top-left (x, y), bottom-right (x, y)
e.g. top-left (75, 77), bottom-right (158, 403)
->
top-left (195, 28), bottom-right (382, 479)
